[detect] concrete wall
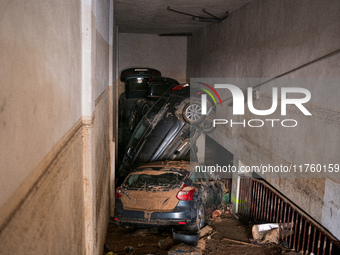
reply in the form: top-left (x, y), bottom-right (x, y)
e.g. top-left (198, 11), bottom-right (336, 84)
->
top-left (0, 0), bottom-right (115, 254)
top-left (93, 0), bottom-right (111, 253)
top-left (118, 33), bottom-right (187, 96)
top-left (0, 0), bottom-right (82, 210)
top-left (109, 4), bottom-right (119, 216)
top-left (94, 90), bottom-right (110, 253)
top-left (187, 0), bottom-right (340, 239)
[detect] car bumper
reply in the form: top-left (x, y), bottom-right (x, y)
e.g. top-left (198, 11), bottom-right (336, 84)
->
top-left (114, 199), bottom-right (197, 228)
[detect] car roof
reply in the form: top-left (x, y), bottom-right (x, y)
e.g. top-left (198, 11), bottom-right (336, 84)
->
top-left (120, 67), bottom-right (161, 82)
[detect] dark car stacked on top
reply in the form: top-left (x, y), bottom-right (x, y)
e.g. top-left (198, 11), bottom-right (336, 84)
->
top-left (118, 68), bottom-right (181, 165)
top-left (117, 82), bottom-right (216, 184)
top-left (119, 69), bottom-right (168, 163)
top-left (128, 76), bottom-right (180, 132)
top-left (116, 68), bottom-right (222, 232)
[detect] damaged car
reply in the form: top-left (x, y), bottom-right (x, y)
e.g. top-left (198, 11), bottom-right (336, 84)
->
top-left (117, 84), bottom-right (215, 183)
top-left (128, 76), bottom-right (180, 132)
top-left (118, 68), bottom-right (163, 166)
top-left (114, 161), bottom-right (224, 232)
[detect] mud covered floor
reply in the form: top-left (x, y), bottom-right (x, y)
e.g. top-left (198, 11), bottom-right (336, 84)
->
top-left (103, 213), bottom-right (289, 255)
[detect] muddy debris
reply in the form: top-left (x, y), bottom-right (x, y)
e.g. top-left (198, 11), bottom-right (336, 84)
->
top-left (104, 214), bottom-right (297, 255)
top-left (158, 237), bottom-right (174, 250)
top-left (251, 223), bottom-right (294, 245)
top-left (196, 239), bottom-right (206, 251)
top-left (133, 228), bottom-right (159, 237)
top-left (211, 210), bottom-right (221, 219)
top-left (198, 226), bottom-right (213, 238)
top-left (168, 243), bottom-right (202, 255)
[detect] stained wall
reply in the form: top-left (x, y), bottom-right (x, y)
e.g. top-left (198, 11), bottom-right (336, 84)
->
top-left (187, 0), bottom-right (340, 239)
top-left (118, 33), bottom-right (187, 96)
top-left (0, 0), bottom-right (115, 254)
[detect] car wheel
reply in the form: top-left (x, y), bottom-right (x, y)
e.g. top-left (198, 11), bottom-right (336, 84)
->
top-left (183, 101), bottom-right (204, 124)
top-left (189, 204), bottom-right (205, 232)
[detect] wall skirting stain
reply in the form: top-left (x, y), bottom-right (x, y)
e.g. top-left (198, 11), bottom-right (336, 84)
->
top-left (0, 118), bottom-right (83, 233)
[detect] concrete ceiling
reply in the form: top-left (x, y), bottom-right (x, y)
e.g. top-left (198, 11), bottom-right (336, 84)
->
top-left (114, 0), bottom-right (254, 34)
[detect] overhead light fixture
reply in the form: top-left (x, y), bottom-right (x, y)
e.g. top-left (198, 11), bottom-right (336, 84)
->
top-left (167, 6), bottom-right (229, 23)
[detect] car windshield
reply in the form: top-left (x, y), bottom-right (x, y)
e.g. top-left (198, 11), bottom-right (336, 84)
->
top-left (145, 96), bottom-right (168, 119)
top-left (125, 171), bottom-right (185, 188)
top-left (126, 96), bottom-right (168, 150)
top-left (126, 117), bottom-right (150, 149)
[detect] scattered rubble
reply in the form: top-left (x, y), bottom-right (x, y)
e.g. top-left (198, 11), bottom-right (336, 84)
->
top-left (158, 237), bottom-right (174, 250)
top-left (211, 210), bottom-right (221, 219)
top-left (104, 212), bottom-right (300, 255)
top-left (168, 243), bottom-right (202, 255)
top-left (198, 226), bottom-right (213, 238)
top-left (132, 228), bottom-right (159, 237)
top-left (196, 239), bottom-right (206, 251)
top-left (251, 223), bottom-right (294, 245)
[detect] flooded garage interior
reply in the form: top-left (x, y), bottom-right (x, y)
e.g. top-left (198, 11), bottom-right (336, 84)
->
top-left (1, 0), bottom-right (340, 254)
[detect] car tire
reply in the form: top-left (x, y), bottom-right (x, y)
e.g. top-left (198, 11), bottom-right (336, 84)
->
top-left (183, 99), bottom-right (205, 125)
top-left (189, 204), bottom-right (205, 232)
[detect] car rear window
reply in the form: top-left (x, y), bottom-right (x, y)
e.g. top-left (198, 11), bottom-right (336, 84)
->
top-left (125, 171), bottom-right (185, 188)
top-left (126, 78), bottom-right (149, 91)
